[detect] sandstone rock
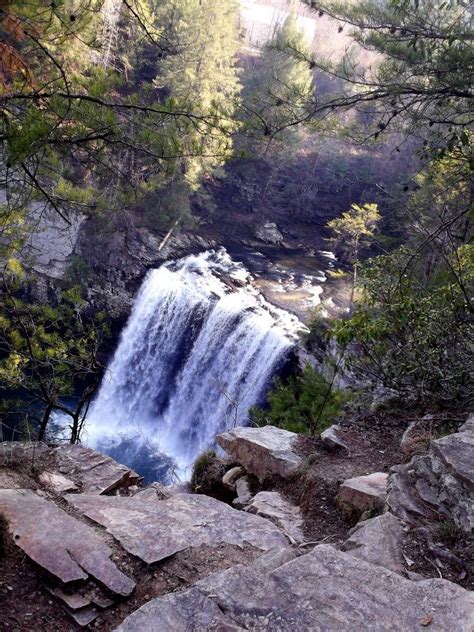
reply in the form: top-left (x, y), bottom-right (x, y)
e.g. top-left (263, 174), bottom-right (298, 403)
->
top-left (115, 544), bottom-right (473, 632)
top-left (431, 431), bottom-right (473, 491)
top-left (245, 491), bottom-right (304, 544)
top-left (342, 512), bottom-right (405, 574)
top-left (0, 489), bottom-right (135, 595)
top-left (459, 413), bottom-right (474, 433)
top-left (255, 222), bottom-right (284, 244)
top-left (232, 475), bottom-right (254, 509)
top-left (320, 424), bottom-right (349, 451)
top-left (53, 444), bottom-right (141, 494)
top-left (216, 426), bottom-right (302, 482)
top-left (70, 606), bottom-right (100, 628)
top-left (66, 492), bottom-right (288, 564)
top-left (0, 442), bottom-right (49, 468)
top-left (336, 472), bottom-right (388, 519)
top-left (39, 471), bottom-right (78, 494)
top-left (388, 424), bottom-right (474, 533)
top-left (400, 416), bottom-right (434, 455)
top-left (46, 586), bottom-right (92, 610)
top-left (222, 466), bottom-right (245, 490)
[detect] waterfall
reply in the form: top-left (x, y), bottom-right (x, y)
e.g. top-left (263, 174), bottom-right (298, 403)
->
top-left (83, 249), bottom-right (303, 481)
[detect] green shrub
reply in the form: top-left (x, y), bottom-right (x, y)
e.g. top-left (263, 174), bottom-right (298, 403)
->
top-left (331, 245), bottom-right (473, 403)
top-left (250, 364), bottom-right (346, 436)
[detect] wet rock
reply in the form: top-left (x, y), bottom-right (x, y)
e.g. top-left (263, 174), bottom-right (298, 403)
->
top-left (232, 476), bottom-right (254, 509)
top-left (342, 512), bottom-right (405, 574)
top-left (222, 466), bottom-right (245, 490)
top-left (66, 492), bottom-right (288, 564)
top-left (336, 472), bottom-right (388, 519)
top-left (38, 471), bottom-right (78, 494)
top-left (388, 423), bottom-right (474, 533)
top-left (320, 424), bottom-right (349, 451)
top-left (0, 489), bottom-right (135, 595)
top-left (53, 444), bottom-right (141, 494)
top-left (245, 491), bottom-right (304, 544)
top-left (216, 426), bottom-right (302, 482)
top-left (255, 222), bottom-right (284, 244)
top-left (115, 544), bottom-right (473, 631)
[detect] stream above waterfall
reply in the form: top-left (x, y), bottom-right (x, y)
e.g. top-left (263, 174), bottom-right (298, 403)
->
top-left (76, 249), bottom-right (327, 481)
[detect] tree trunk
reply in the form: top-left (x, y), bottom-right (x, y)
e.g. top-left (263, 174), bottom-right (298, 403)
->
top-left (38, 401), bottom-right (53, 441)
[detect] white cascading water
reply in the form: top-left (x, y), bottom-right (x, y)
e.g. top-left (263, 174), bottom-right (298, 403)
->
top-left (83, 249), bottom-right (303, 481)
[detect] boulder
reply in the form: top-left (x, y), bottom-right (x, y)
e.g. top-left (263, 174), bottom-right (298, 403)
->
top-left (245, 491), bottom-right (304, 544)
top-left (0, 489), bottom-right (135, 595)
top-left (38, 471), bottom-right (78, 494)
top-left (115, 544), bottom-right (473, 632)
top-left (53, 444), bottom-right (141, 494)
top-left (222, 466), bottom-right (246, 490)
top-left (232, 475), bottom-right (254, 509)
top-left (255, 222), bottom-right (284, 244)
top-left (342, 512), bottom-right (405, 574)
top-left (216, 426), bottom-right (302, 482)
top-left (320, 424), bottom-right (349, 451)
top-left (336, 472), bottom-right (388, 519)
top-left (388, 423), bottom-right (474, 533)
top-left (66, 492), bottom-right (288, 564)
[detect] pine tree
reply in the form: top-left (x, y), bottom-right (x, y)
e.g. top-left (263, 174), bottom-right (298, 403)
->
top-left (154, 0), bottom-right (241, 189)
top-left (242, 8), bottom-right (314, 148)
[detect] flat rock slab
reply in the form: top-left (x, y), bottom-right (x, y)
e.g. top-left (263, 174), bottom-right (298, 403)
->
top-left (337, 472), bottom-right (388, 518)
top-left (39, 471), bottom-right (78, 494)
top-left (66, 492), bottom-right (288, 564)
top-left (342, 512), bottom-right (405, 574)
top-left (216, 426), bottom-right (302, 481)
top-left (245, 491), bottom-right (305, 544)
top-left (0, 489), bottom-right (135, 595)
top-left (53, 445), bottom-right (141, 494)
top-left (431, 430), bottom-right (474, 491)
top-left (115, 544), bottom-right (473, 631)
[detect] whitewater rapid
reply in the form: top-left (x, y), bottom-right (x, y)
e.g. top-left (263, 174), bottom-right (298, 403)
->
top-left (82, 249), bottom-right (304, 480)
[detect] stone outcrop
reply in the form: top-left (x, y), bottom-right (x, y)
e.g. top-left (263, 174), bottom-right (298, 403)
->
top-left (0, 442), bottom-right (141, 496)
top-left (342, 512), bottom-right (405, 574)
top-left (66, 492), bottom-right (288, 564)
top-left (244, 491), bottom-right (304, 545)
top-left (216, 426), bottom-right (302, 482)
top-left (255, 222), bottom-right (284, 244)
top-left (115, 544), bottom-right (473, 632)
top-left (52, 444), bottom-right (141, 494)
top-left (0, 488), bottom-right (135, 594)
top-left (336, 472), bottom-right (388, 519)
top-left (388, 417), bottom-right (474, 533)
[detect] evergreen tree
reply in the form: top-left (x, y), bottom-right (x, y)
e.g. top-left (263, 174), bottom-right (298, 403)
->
top-left (154, 0), bottom-right (241, 188)
top-left (305, 0), bottom-right (473, 156)
top-left (242, 8), bottom-right (314, 149)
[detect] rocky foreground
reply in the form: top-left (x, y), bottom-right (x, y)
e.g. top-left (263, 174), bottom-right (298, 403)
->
top-left (0, 416), bottom-right (473, 631)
